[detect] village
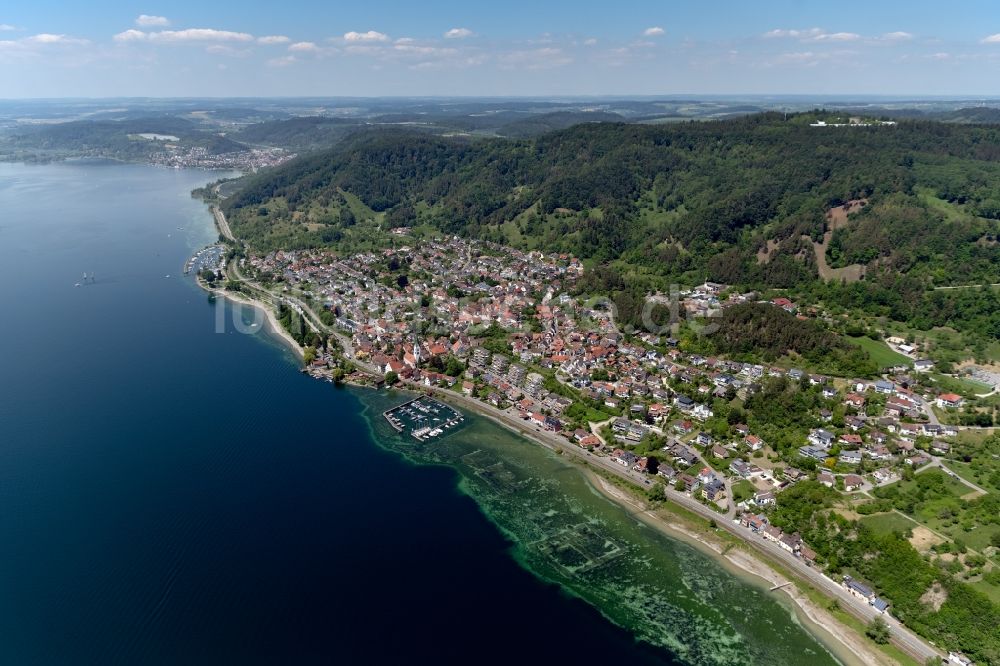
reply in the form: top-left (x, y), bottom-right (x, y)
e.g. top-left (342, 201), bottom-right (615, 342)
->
top-left (148, 144), bottom-right (294, 171)
top-left (233, 235), bottom-right (994, 663)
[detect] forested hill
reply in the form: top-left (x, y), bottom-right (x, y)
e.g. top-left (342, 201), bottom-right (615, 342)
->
top-left (495, 110), bottom-right (626, 137)
top-left (233, 116), bottom-right (361, 151)
top-left (3, 117), bottom-right (247, 157)
top-left (226, 113), bottom-right (1000, 286)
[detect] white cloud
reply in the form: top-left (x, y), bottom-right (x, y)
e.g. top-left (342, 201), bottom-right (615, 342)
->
top-left (344, 30), bottom-right (389, 42)
top-left (27, 33), bottom-right (68, 44)
top-left (0, 32), bottom-right (89, 56)
top-left (258, 35), bottom-right (290, 45)
top-left (982, 34), bottom-right (1000, 43)
top-left (135, 15), bottom-right (170, 27)
top-left (763, 28), bottom-right (823, 39)
top-left (0, 24), bottom-right (17, 31)
top-left (881, 31), bottom-right (913, 41)
top-left (115, 28), bottom-right (255, 43)
top-left (930, 52), bottom-right (951, 60)
top-left (393, 43), bottom-right (457, 57)
top-left (113, 29), bottom-right (146, 42)
top-left (814, 32), bottom-right (860, 42)
top-left (158, 28), bottom-right (254, 42)
top-left (288, 41), bottom-right (319, 52)
top-left (583, 38), bottom-right (598, 46)
top-left (444, 27), bottom-right (473, 39)
top-left (765, 28), bottom-right (860, 42)
top-left (643, 26), bottom-right (665, 37)
top-left (25, 33), bottom-right (89, 45)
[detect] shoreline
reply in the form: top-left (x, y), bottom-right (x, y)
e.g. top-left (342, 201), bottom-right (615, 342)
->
top-left (194, 270), bottom-right (899, 664)
top-left (585, 473), bottom-right (885, 666)
top-left (372, 383), bottom-right (886, 665)
top-left (196, 202), bottom-right (906, 665)
top-left (206, 283), bottom-right (304, 360)
top-left (392, 384), bottom-right (893, 665)
top-left (198, 201), bottom-right (303, 361)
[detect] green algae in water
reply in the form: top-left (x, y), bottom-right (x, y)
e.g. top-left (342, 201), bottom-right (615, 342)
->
top-left (355, 389), bottom-right (840, 666)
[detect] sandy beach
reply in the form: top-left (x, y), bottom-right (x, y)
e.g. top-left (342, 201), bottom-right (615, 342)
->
top-left (200, 203), bottom-right (303, 360)
top-left (203, 282), bottom-right (304, 360)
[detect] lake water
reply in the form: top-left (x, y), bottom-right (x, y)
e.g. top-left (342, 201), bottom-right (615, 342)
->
top-left (0, 161), bottom-right (840, 665)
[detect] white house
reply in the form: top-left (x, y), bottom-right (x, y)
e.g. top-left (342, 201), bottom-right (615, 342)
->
top-left (936, 393), bottom-right (965, 409)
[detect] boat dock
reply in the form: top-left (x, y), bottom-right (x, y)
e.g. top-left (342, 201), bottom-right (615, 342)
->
top-left (185, 244), bottom-right (225, 276)
top-left (383, 396), bottom-right (464, 441)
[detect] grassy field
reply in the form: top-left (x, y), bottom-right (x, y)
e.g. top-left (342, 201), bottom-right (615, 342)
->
top-left (848, 336), bottom-right (912, 369)
top-left (916, 187), bottom-right (970, 224)
top-left (928, 372), bottom-right (993, 397)
top-left (860, 511), bottom-right (919, 535)
top-left (971, 577), bottom-right (1000, 605)
top-left (947, 459), bottom-right (993, 490)
top-left (731, 479), bottom-right (755, 503)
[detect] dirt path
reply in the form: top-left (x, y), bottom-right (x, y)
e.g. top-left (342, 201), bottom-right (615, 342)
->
top-left (810, 199), bottom-right (867, 282)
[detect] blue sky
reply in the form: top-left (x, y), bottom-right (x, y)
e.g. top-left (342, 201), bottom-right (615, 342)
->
top-left (4, 1), bottom-right (1000, 97)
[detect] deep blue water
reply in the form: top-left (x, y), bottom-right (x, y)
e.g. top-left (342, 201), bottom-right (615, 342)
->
top-left (0, 162), bottom-right (681, 664)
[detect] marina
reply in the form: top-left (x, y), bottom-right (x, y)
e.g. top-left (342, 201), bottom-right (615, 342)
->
top-left (185, 244), bottom-right (226, 276)
top-left (383, 396), bottom-right (465, 441)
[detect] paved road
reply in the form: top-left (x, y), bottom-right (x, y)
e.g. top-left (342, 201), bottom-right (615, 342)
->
top-left (211, 204), bottom-right (235, 242)
top-left (920, 398), bottom-right (942, 427)
top-left (923, 457), bottom-right (988, 497)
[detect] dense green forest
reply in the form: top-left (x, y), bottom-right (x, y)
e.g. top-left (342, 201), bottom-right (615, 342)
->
top-left (709, 303), bottom-right (878, 376)
top-left (224, 113), bottom-right (1000, 340)
top-left (234, 116), bottom-right (363, 151)
top-left (229, 109), bottom-right (627, 151)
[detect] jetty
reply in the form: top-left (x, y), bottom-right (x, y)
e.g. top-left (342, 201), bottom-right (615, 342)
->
top-left (383, 396), bottom-right (464, 441)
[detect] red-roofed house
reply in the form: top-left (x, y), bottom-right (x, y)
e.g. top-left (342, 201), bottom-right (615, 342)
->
top-left (936, 393), bottom-right (964, 409)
